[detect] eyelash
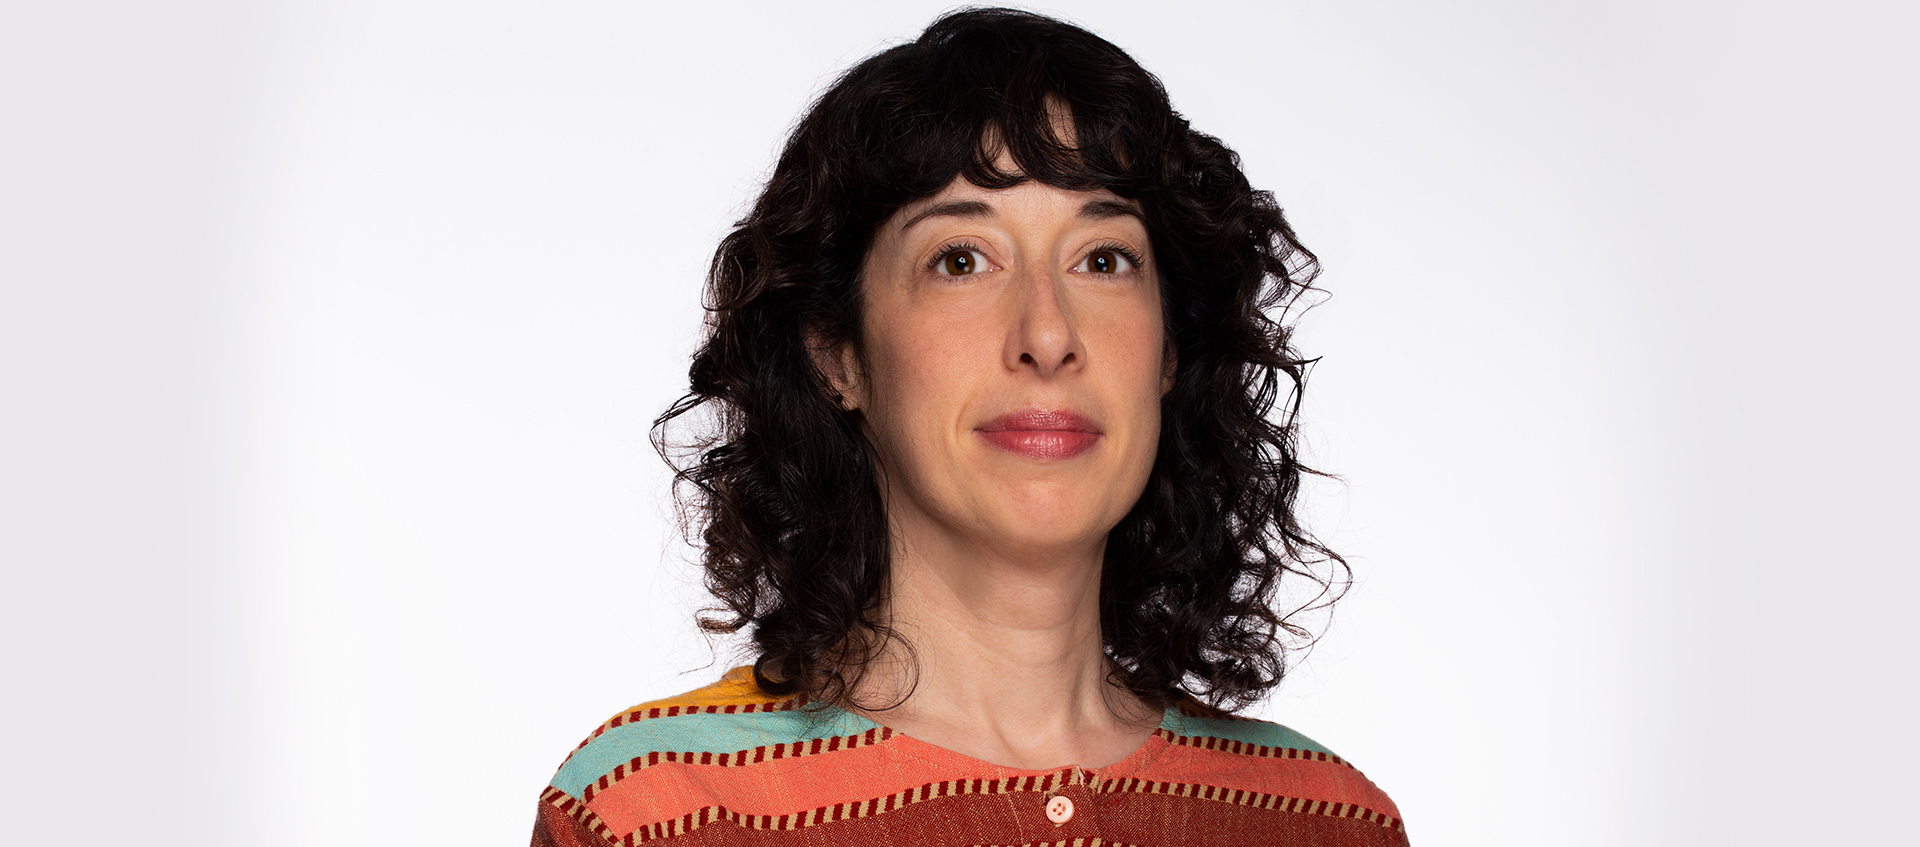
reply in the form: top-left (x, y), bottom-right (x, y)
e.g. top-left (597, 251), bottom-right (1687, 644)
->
top-left (1083, 241), bottom-right (1146, 272)
top-left (925, 240), bottom-right (989, 273)
top-left (924, 241), bottom-right (1147, 274)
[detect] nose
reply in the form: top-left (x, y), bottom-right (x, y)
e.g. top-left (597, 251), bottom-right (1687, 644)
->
top-left (1005, 265), bottom-right (1083, 377)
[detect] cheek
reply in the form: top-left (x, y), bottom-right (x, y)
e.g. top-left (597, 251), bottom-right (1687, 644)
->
top-left (862, 287), bottom-right (1001, 401)
top-left (1094, 300), bottom-right (1169, 400)
top-left (858, 310), bottom-right (978, 452)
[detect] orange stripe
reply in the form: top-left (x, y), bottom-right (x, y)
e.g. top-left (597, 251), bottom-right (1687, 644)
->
top-left (585, 735), bottom-right (1030, 835)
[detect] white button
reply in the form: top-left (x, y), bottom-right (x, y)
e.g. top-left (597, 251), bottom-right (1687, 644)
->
top-left (1045, 795), bottom-right (1074, 825)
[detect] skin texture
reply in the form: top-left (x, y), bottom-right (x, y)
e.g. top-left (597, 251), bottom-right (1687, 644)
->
top-left (818, 171), bottom-right (1174, 770)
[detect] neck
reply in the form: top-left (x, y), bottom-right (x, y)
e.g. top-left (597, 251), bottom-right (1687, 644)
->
top-left (845, 521), bottom-right (1161, 770)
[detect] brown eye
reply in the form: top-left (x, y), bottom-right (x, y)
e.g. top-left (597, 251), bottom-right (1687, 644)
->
top-left (1082, 249), bottom-right (1133, 274)
top-left (936, 249), bottom-right (987, 276)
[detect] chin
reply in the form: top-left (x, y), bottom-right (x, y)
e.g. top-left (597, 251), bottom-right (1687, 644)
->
top-left (977, 503), bottom-right (1123, 556)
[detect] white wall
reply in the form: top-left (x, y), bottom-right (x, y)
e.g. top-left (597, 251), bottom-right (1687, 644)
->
top-left (4, 1), bottom-right (1913, 845)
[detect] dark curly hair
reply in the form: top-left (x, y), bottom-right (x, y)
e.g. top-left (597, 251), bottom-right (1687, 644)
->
top-left (653, 7), bottom-right (1346, 713)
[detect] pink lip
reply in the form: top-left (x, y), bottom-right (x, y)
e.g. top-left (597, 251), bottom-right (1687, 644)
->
top-left (976, 410), bottom-right (1102, 460)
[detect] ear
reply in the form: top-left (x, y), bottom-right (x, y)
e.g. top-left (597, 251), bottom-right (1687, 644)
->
top-left (805, 328), bottom-right (865, 411)
top-left (1160, 343), bottom-right (1178, 397)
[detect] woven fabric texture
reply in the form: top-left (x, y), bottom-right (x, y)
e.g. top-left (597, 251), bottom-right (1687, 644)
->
top-left (531, 667), bottom-right (1407, 846)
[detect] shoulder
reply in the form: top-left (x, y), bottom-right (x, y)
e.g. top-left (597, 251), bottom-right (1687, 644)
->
top-left (586, 665), bottom-right (797, 734)
top-left (1152, 697), bottom-right (1407, 834)
top-left (543, 666), bottom-right (877, 798)
top-left (1163, 697), bottom-right (1341, 757)
top-left (534, 667), bottom-right (883, 844)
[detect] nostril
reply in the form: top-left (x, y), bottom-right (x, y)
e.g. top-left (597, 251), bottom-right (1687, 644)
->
top-left (1020, 353), bottom-right (1036, 364)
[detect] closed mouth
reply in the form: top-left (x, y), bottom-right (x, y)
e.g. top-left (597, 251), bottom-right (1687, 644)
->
top-left (976, 410), bottom-right (1102, 459)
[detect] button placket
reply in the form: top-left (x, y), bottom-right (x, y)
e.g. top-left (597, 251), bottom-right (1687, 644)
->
top-left (1045, 794), bottom-right (1075, 824)
top-left (1039, 768), bottom-right (1100, 829)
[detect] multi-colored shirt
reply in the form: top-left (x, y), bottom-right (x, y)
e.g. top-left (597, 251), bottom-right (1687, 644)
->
top-left (531, 667), bottom-right (1407, 846)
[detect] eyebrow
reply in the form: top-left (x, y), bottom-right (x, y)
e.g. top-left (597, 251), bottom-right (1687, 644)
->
top-left (898, 198), bottom-right (1144, 231)
top-left (1078, 199), bottom-right (1143, 222)
top-left (899, 200), bottom-right (993, 231)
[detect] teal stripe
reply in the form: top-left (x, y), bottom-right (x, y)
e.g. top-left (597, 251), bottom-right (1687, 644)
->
top-left (1163, 710), bottom-right (1334, 756)
top-left (553, 707), bottom-right (881, 796)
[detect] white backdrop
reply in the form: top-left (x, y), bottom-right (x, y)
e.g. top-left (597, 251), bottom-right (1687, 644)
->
top-left (4, 1), bottom-right (1915, 845)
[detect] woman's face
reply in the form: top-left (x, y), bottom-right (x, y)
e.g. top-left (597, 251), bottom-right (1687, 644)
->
top-left (829, 174), bottom-right (1170, 565)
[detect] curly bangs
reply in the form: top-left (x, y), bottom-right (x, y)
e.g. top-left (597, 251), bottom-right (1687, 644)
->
top-left (653, 7), bottom-right (1345, 712)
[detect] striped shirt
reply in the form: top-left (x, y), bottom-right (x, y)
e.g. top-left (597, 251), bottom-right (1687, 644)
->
top-left (532, 667), bottom-right (1407, 846)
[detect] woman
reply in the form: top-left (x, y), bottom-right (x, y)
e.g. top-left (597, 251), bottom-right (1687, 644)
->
top-left (533, 9), bottom-right (1405, 846)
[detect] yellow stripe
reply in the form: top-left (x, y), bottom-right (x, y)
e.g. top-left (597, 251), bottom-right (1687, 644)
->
top-left (620, 665), bottom-right (782, 713)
